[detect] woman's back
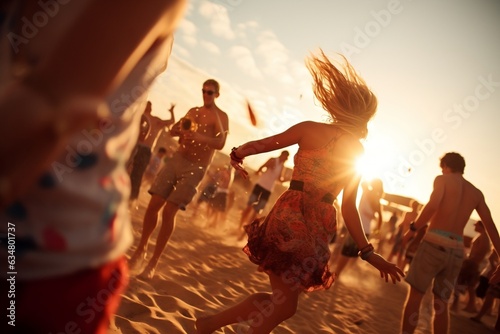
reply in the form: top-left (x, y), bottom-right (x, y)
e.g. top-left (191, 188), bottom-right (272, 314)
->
top-left (292, 122), bottom-right (362, 197)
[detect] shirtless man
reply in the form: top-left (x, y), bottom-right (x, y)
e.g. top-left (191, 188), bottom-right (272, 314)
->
top-left (452, 220), bottom-right (491, 312)
top-left (129, 79), bottom-right (229, 279)
top-left (129, 101), bottom-right (175, 202)
top-left (400, 152), bottom-right (500, 334)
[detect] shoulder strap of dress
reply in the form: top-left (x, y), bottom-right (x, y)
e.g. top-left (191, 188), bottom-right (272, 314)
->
top-left (324, 128), bottom-right (345, 149)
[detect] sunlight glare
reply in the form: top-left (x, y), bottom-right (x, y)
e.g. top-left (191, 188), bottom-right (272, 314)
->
top-left (356, 134), bottom-right (398, 182)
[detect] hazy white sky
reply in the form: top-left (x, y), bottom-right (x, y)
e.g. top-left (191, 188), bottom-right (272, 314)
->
top-left (150, 0), bottom-right (500, 222)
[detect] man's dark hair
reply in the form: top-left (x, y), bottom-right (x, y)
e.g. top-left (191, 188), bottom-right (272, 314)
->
top-left (440, 152), bottom-right (465, 174)
top-left (204, 79), bottom-right (220, 93)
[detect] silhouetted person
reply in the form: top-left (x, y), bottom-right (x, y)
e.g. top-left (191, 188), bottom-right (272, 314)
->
top-left (401, 152), bottom-right (500, 334)
top-left (129, 101), bottom-right (175, 205)
top-left (196, 51), bottom-right (403, 334)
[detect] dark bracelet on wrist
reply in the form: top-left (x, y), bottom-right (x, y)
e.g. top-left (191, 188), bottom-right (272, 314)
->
top-left (358, 243), bottom-right (374, 260)
top-left (409, 221), bottom-right (418, 232)
top-left (230, 147), bottom-right (243, 163)
top-left (359, 243), bottom-right (373, 253)
top-left (360, 249), bottom-right (374, 261)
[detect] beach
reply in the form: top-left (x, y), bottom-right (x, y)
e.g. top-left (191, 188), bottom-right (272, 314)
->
top-left (110, 182), bottom-right (498, 334)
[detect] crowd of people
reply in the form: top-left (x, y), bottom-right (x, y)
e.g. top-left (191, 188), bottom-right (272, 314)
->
top-left (1, 1), bottom-right (500, 334)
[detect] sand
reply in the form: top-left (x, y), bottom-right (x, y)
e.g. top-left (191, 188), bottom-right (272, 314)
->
top-left (109, 184), bottom-right (498, 334)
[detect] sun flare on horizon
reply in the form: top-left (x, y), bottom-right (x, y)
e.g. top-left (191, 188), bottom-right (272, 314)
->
top-left (356, 135), bottom-right (398, 186)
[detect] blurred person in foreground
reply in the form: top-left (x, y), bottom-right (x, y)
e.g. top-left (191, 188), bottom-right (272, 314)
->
top-left (195, 50), bottom-right (404, 334)
top-left (401, 152), bottom-right (500, 334)
top-left (0, 0), bottom-right (186, 333)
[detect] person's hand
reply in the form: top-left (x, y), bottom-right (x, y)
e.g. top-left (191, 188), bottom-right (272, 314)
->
top-left (489, 264), bottom-right (500, 285)
top-left (230, 158), bottom-right (248, 179)
top-left (366, 252), bottom-right (405, 284)
top-left (229, 148), bottom-right (248, 179)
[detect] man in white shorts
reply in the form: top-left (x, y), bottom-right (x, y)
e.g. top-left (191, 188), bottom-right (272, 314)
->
top-left (238, 150), bottom-right (289, 231)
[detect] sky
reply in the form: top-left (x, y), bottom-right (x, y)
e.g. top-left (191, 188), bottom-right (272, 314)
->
top-left (148, 0), bottom-right (500, 224)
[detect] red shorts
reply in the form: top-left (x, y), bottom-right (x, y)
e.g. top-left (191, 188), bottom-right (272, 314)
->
top-left (3, 256), bottom-right (128, 334)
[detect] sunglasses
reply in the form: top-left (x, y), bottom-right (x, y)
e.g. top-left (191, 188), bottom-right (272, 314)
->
top-left (202, 89), bottom-right (215, 96)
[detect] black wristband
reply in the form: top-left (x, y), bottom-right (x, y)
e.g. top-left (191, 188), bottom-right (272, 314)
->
top-left (358, 243), bottom-right (374, 260)
top-left (360, 249), bottom-right (374, 261)
top-left (409, 221), bottom-right (418, 232)
top-left (230, 147), bottom-right (243, 164)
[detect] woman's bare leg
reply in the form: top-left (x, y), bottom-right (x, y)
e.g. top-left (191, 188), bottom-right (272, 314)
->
top-left (196, 272), bottom-right (300, 334)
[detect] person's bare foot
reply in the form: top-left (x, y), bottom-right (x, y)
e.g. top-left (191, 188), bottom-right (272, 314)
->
top-left (128, 249), bottom-right (146, 271)
top-left (137, 263), bottom-right (156, 280)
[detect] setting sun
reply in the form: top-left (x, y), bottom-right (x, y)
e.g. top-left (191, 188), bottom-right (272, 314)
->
top-left (356, 134), bottom-right (398, 182)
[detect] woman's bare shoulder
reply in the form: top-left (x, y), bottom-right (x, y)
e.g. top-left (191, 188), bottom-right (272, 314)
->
top-left (336, 131), bottom-right (363, 153)
top-left (296, 122), bottom-right (335, 148)
top-left (297, 122), bottom-right (363, 152)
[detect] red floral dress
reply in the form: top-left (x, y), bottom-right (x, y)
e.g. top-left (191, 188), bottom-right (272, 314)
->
top-left (243, 135), bottom-right (347, 292)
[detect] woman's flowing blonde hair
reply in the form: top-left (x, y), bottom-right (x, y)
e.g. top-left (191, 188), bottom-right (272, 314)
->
top-left (306, 50), bottom-right (377, 139)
